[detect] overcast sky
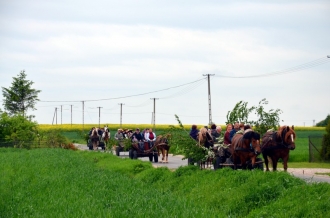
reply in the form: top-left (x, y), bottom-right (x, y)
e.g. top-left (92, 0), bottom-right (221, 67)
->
top-left (0, 0), bottom-right (329, 127)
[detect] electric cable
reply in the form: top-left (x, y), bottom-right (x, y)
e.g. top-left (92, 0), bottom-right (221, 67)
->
top-left (39, 77), bottom-right (206, 103)
top-left (215, 56), bottom-right (330, 79)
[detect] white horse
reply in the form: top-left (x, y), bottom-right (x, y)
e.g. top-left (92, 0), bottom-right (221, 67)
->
top-left (102, 126), bottom-right (111, 146)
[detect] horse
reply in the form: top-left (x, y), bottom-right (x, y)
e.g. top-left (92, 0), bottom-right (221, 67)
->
top-left (155, 134), bottom-right (171, 163)
top-left (102, 126), bottom-right (111, 147)
top-left (231, 130), bottom-right (261, 170)
top-left (90, 128), bottom-right (100, 151)
top-left (261, 125), bottom-right (296, 171)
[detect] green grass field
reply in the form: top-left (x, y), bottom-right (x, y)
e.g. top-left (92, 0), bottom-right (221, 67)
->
top-left (1, 148), bottom-right (330, 217)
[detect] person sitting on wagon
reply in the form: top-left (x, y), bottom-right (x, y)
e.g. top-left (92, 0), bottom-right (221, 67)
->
top-left (97, 127), bottom-right (104, 141)
top-left (229, 122), bottom-right (240, 142)
top-left (210, 124), bottom-right (222, 143)
top-left (145, 128), bottom-right (156, 149)
top-left (131, 128), bottom-right (145, 152)
top-left (114, 129), bottom-right (124, 156)
top-left (224, 124), bottom-right (233, 145)
top-left (189, 124), bottom-right (199, 141)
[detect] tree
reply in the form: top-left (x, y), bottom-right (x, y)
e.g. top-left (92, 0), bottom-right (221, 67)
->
top-left (2, 70), bottom-right (41, 117)
top-left (226, 98), bottom-right (282, 135)
top-left (226, 101), bottom-right (255, 125)
top-left (316, 114), bottom-right (330, 127)
top-left (251, 98), bottom-right (282, 135)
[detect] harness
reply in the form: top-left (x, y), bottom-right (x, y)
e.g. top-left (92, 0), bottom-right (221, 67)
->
top-left (261, 130), bottom-right (290, 150)
top-left (234, 137), bottom-right (258, 154)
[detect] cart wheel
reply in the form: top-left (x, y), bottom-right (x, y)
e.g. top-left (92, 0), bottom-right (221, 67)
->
top-left (129, 149), bottom-right (133, 159)
top-left (149, 153), bottom-right (153, 162)
top-left (133, 150), bottom-right (138, 159)
top-left (153, 152), bottom-right (158, 163)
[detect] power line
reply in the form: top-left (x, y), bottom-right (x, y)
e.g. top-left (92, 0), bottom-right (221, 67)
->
top-left (39, 77), bottom-right (206, 103)
top-left (215, 56), bottom-right (330, 79)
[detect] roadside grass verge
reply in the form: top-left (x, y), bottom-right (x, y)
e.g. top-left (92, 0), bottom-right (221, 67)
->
top-left (1, 148), bottom-right (330, 217)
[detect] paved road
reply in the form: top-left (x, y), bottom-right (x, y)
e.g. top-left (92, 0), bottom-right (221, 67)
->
top-left (75, 144), bottom-right (330, 184)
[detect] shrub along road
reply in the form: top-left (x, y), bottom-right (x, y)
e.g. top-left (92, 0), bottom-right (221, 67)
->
top-left (75, 143), bottom-right (330, 184)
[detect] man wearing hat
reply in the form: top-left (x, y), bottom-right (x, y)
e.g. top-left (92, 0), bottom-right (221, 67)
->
top-left (131, 128), bottom-right (145, 152)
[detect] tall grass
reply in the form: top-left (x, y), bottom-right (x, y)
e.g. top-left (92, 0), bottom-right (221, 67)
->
top-left (1, 148), bottom-right (330, 217)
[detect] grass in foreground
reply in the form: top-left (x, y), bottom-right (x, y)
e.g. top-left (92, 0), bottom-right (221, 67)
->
top-left (2, 148), bottom-right (329, 217)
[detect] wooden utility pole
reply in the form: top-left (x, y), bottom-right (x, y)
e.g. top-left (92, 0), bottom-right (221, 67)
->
top-left (203, 74), bottom-right (214, 125)
top-left (150, 98), bottom-right (159, 130)
top-left (118, 103), bottom-right (124, 128)
top-left (70, 105), bottom-right (73, 127)
top-left (97, 107), bottom-right (102, 128)
top-left (82, 101), bottom-right (85, 131)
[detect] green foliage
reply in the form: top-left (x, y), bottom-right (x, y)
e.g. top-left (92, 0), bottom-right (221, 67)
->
top-left (252, 98), bottom-right (282, 135)
top-left (1, 70), bottom-right (41, 117)
top-left (226, 100), bottom-right (255, 125)
top-left (226, 98), bottom-right (282, 135)
top-left (321, 119), bottom-right (330, 160)
top-left (42, 129), bottom-right (70, 148)
top-left (316, 114), bottom-right (330, 127)
top-left (165, 115), bottom-right (207, 161)
top-left (0, 111), bottom-right (38, 148)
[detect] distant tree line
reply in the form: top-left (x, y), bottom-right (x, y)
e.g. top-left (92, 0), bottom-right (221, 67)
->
top-left (316, 114), bottom-right (330, 127)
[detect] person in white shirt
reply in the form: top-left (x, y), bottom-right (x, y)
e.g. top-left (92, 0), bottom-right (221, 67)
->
top-left (145, 128), bottom-right (156, 149)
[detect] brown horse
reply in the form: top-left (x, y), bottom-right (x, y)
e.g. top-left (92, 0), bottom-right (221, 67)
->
top-left (155, 134), bottom-right (171, 163)
top-left (261, 125), bottom-right (296, 171)
top-left (231, 131), bottom-right (261, 170)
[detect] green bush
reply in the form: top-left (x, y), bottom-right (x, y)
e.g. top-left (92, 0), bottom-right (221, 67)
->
top-left (0, 112), bottom-right (38, 148)
top-left (321, 119), bottom-right (330, 161)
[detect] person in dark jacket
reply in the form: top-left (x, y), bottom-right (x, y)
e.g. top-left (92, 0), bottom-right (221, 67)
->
top-left (210, 124), bottom-right (222, 143)
top-left (229, 122), bottom-right (240, 142)
top-left (189, 125), bottom-right (199, 141)
top-left (131, 128), bottom-right (145, 151)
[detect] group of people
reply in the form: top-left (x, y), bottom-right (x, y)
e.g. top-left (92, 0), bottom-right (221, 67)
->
top-left (114, 127), bottom-right (157, 154)
top-left (189, 122), bottom-right (252, 147)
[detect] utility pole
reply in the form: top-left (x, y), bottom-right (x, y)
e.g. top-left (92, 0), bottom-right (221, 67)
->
top-left (82, 101), bottom-right (85, 131)
top-left (150, 98), bottom-right (159, 130)
top-left (203, 74), bottom-right (214, 125)
top-left (313, 120), bottom-right (315, 126)
top-left (55, 107), bottom-right (58, 125)
top-left (52, 107), bottom-right (57, 125)
top-left (70, 105), bottom-right (73, 127)
top-left (97, 107), bottom-right (102, 128)
top-left (60, 105), bottom-right (62, 125)
top-left (119, 103), bottom-right (124, 128)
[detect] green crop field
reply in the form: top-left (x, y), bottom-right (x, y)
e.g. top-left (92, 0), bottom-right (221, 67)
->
top-left (1, 148), bottom-right (330, 217)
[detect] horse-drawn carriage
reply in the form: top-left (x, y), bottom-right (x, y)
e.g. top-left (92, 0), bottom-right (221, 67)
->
top-left (215, 146), bottom-right (264, 170)
top-left (195, 125), bottom-right (296, 171)
top-left (194, 128), bottom-right (264, 170)
top-left (87, 139), bottom-right (106, 150)
top-left (87, 127), bottom-right (110, 151)
top-left (127, 134), bottom-right (171, 163)
top-left (128, 141), bottom-right (159, 162)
